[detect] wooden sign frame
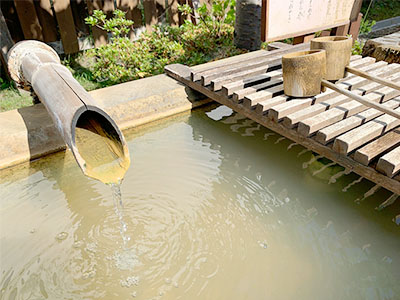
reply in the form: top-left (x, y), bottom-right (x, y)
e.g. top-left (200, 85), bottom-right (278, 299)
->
top-left (261, 0), bottom-right (356, 42)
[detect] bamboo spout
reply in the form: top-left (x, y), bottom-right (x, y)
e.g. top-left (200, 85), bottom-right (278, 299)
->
top-left (7, 40), bottom-right (130, 183)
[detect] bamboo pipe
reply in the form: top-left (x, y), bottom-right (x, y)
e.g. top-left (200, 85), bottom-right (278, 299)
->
top-left (321, 79), bottom-right (400, 120)
top-left (7, 40), bottom-right (130, 183)
top-left (346, 66), bottom-right (400, 91)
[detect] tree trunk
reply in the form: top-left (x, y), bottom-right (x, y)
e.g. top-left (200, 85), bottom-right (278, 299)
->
top-left (234, 0), bottom-right (261, 51)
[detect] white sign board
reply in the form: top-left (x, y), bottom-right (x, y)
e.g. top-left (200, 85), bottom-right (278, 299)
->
top-left (262, 0), bottom-right (356, 41)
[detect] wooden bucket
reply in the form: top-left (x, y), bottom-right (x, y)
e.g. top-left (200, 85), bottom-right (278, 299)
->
top-left (282, 50), bottom-right (326, 97)
top-left (310, 36), bottom-right (352, 80)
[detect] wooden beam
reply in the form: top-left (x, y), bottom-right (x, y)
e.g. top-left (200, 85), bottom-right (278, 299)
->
top-left (35, 0), bottom-right (58, 42)
top-left (13, 0), bottom-right (43, 40)
top-left (53, 0), bottom-right (79, 53)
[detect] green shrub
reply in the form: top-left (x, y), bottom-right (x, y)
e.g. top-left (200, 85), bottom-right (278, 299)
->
top-left (352, 40), bottom-right (364, 55)
top-left (83, 4), bottom-right (243, 85)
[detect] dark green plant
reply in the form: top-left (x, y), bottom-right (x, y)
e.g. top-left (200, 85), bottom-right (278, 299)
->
top-left (85, 9), bottom-right (133, 38)
top-left (359, 19), bottom-right (376, 35)
top-left (84, 3), bottom-right (243, 85)
top-left (178, 0), bottom-right (236, 38)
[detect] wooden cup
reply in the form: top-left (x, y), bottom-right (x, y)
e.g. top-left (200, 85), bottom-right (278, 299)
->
top-left (282, 50), bottom-right (326, 97)
top-left (310, 36), bottom-right (352, 80)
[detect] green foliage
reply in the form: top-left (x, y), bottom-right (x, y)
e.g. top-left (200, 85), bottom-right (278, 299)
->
top-left (352, 40), bottom-right (364, 56)
top-left (361, 0), bottom-right (400, 22)
top-left (85, 9), bottom-right (133, 38)
top-left (359, 19), bottom-right (376, 35)
top-left (83, 2), bottom-right (244, 85)
top-left (178, 0), bottom-right (236, 38)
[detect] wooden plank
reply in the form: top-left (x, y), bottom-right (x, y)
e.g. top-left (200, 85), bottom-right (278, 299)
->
top-left (204, 58), bottom-right (281, 87)
top-left (316, 98), bottom-right (400, 145)
top-left (339, 61), bottom-right (388, 90)
top-left (347, 65), bottom-right (400, 92)
top-left (254, 96), bottom-right (290, 114)
top-left (293, 33), bottom-right (315, 45)
top-left (34, 0), bottom-right (58, 42)
top-left (377, 144), bottom-right (400, 177)
top-left (241, 84), bottom-right (284, 107)
top-left (164, 63), bottom-right (400, 194)
top-left (167, 0), bottom-right (180, 26)
top-left (333, 107), bottom-right (400, 155)
top-left (282, 63), bottom-right (399, 128)
top-left (192, 42), bottom-right (309, 81)
top-left (222, 70), bottom-right (282, 96)
top-left (232, 79), bottom-right (283, 103)
top-left (322, 79), bottom-right (400, 121)
top-left (53, 0), bottom-right (79, 53)
top-left (355, 128), bottom-right (400, 166)
top-left (267, 42), bottom-right (292, 51)
top-left (210, 62), bottom-right (281, 91)
top-left (86, 0), bottom-right (108, 47)
top-left (13, 0), bottom-right (43, 40)
top-left (143, 0), bottom-right (158, 31)
top-left (266, 58), bottom-right (378, 121)
top-left (297, 78), bottom-right (400, 137)
top-left (117, 0), bottom-right (142, 39)
top-left (349, 12), bottom-right (362, 42)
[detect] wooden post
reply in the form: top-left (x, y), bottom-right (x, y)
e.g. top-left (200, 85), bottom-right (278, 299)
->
top-left (34, 0), bottom-right (58, 42)
top-left (13, 0), bottom-right (44, 40)
top-left (349, 13), bottom-right (362, 42)
top-left (260, 0), bottom-right (267, 41)
top-left (293, 33), bottom-right (315, 45)
top-left (167, 0), bottom-right (180, 26)
top-left (143, 0), bottom-right (158, 31)
top-left (53, 0), bottom-right (79, 54)
top-left (331, 23), bottom-right (350, 36)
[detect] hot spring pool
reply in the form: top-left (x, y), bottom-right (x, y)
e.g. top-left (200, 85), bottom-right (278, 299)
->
top-left (1, 105), bottom-right (399, 299)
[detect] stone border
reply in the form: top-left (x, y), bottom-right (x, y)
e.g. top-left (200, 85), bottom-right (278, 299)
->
top-left (0, 74), bottom-right (212, 170)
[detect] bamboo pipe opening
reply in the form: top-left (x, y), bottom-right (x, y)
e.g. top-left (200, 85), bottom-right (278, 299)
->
top-left (73, 110), bottom-right (130, 184)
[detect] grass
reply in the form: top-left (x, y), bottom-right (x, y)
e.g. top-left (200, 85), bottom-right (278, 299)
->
top-left (361, 0), bottom-right (400, 22)
top-left (0, 88), bottom-right (34, 112)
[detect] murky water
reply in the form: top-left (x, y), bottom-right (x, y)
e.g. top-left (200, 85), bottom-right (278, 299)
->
top-left (1, 105), bottom-right (400, 300)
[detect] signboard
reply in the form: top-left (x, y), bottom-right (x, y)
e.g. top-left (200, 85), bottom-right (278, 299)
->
top-left (261, 0), bottom-right (356, 42)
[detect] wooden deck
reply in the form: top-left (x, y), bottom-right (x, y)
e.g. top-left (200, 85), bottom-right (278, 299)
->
top-left (165, 43), bottom-right (400, 195)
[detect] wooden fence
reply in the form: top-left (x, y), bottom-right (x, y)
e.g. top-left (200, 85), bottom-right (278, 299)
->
top-left (1, 0), bottom-right (199, 55)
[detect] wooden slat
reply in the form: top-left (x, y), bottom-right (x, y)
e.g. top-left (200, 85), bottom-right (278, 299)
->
top-left (204, 58), bottom-right (281, 87)
top-left (53, 0), bottom-right (79, 53)
top-left (143, 0), bottom-right (158, 31)
top-left (316, 98), bottom-right (400, 145)
top-left (13, 0), bottom-right (43, 40)
top-left (192, 42), bottom-right (309, 81)
top-left (233, 79), bottom-right (283, 103)
top-left (211, 62), bottom-right (281, 91)
top-left (117, 0), bottom-right (142, 39)
top-left (167, 0), bottom-right (180, 26)
top-left (297, 77), bottom-right (400, 137)
top-left (164, 62), bottom-right (400, 194)
top-left (266, 58), bottom-right (377, 121)
top-left (35, 0), bottom-right (58, 42)
top-left (333, 107), bottom-right (400, 155)
top-left (282, 63), bottom-right (399, 128)
top-left (222, 70), bottom-right (282, 96)
top-left (87, 0), bottom-right (108, 47)
top-left (355, 128), bottom-right (400, 166)
top-left (376, 143), bottom-right (400, 177)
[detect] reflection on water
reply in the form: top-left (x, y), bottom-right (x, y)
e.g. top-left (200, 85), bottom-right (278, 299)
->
top-left (1, 105), bottom-right (399, 299)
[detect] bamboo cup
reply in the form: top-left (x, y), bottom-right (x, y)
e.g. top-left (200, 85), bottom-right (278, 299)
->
top-left (282, 50), bottom-right (326, 97)
top-left (310, 36), bottom-right (352, 80)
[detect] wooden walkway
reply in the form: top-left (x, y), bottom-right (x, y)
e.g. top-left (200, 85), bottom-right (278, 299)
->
top-left (165, 43), bottom-right (400, 195)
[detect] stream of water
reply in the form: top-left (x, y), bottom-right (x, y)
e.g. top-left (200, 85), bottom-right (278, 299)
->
top-left (1, 105), bottom-right (399, 299)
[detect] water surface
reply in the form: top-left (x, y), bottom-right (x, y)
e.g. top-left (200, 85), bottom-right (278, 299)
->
top-left (1, 105), bottom-right (399, 299)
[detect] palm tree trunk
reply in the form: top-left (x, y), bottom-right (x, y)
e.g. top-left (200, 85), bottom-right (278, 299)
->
top-left (234, 0), bottom-right (261, 51)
